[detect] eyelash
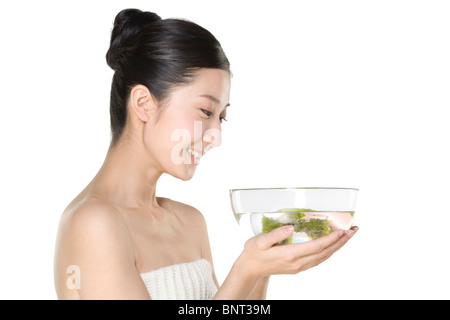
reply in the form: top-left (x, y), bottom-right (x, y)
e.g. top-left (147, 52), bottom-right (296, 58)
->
top-left (201, 109), bottom-right (212, 117)
top-left (201, 109), bottom-right (227, 123)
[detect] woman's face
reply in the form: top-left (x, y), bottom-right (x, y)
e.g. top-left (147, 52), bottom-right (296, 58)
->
top-left (144, 68), bottom-right (231, 180)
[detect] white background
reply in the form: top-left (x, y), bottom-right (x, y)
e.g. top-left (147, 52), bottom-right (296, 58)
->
top-left (1, 0), bottom-right (449, 299)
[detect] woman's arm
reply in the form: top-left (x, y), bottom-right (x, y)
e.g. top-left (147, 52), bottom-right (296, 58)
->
top-left (246, 276), bottom-right (270, 300)
top-left (198, 212), bottom-right (259, 299)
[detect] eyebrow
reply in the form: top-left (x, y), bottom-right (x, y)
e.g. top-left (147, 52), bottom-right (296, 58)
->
top-left (199, 94), bottom-right (230, 108)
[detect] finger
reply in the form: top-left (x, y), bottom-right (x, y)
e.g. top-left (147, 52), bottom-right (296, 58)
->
top-left (256, 226), bottom-right (294, 250)
top-left (297, 227), bottom-right (358, 270)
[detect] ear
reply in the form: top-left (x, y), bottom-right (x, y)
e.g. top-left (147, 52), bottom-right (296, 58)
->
top-left (129, 85), bottom-right (156, 123)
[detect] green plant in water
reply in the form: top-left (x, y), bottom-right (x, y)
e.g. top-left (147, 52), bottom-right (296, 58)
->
top-left (261, 208), bottom-right (331, 243)
top-left (295, 217), bottom-right (331, 240)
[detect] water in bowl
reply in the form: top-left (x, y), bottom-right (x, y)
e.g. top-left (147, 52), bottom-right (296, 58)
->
top-left (235, 208), bottom-right (354, 244)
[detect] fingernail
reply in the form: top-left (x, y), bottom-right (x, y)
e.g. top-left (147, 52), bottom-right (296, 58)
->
top-left (284, 225), bottom-right (294, 234)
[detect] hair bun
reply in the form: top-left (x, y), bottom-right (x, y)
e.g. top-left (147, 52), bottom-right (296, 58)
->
top-left (106, 8), bottom-right (161, 72)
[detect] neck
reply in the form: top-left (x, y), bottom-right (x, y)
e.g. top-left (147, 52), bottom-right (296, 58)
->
top-left (89, 135), bottom-right (163, 210)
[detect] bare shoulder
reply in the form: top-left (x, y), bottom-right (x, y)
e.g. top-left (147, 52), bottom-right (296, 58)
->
top-left (57, 197), bottom-right (128, 244)
top-left (54, 197), bottom-right (138, 299)
top-left (159, 196), bottom-right (206, 224)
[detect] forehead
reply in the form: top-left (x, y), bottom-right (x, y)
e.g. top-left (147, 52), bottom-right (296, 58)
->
top-left (171, 68), bottom-right (231, 106)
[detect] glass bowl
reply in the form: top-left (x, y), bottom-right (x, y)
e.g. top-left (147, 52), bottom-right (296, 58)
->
top-left (230, 187), bottom-right (359, 244)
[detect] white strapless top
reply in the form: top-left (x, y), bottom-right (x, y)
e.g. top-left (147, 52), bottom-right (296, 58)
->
top-left (140, 259), bottom-right (218, 300)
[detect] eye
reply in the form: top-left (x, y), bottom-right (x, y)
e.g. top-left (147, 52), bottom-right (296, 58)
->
top-left (201, 109), bottom-right (212, 117)
top-left (201, 108), bottom-right (227, 123)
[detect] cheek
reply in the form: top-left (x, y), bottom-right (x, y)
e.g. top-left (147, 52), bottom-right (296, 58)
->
top-left (143, 118), bottom-right (199, 167)
top-left (167, 117), bottom-right (202, 146)
top-left (169, 124), bottom-right (201, 165)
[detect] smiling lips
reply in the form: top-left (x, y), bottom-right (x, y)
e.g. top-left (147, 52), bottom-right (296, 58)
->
top-left (187, 148), bottom-right (203, 164)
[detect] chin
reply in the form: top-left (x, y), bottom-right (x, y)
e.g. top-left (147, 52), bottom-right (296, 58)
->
top-left (170, 166), bottom-right (197, 181)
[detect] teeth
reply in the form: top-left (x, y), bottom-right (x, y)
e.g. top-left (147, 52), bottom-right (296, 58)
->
top-left (188, 148), bottom-right (202, 160)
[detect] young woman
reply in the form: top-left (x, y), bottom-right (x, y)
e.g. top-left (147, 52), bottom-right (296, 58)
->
top-left (54, 8), bottom-right (358, 300)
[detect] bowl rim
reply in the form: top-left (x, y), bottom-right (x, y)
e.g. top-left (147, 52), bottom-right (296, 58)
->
top-left (230, 187), bottom-right (359, 192)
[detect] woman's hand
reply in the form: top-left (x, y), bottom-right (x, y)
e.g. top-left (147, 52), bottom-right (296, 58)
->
top-left (236, 225), bottom-right (358, 282)
top-left (214, 225), bottom-right (358, 299)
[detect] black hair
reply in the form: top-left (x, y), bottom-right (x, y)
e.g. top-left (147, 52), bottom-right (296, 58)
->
top-left (105, 8), bottom-right (230, 146)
